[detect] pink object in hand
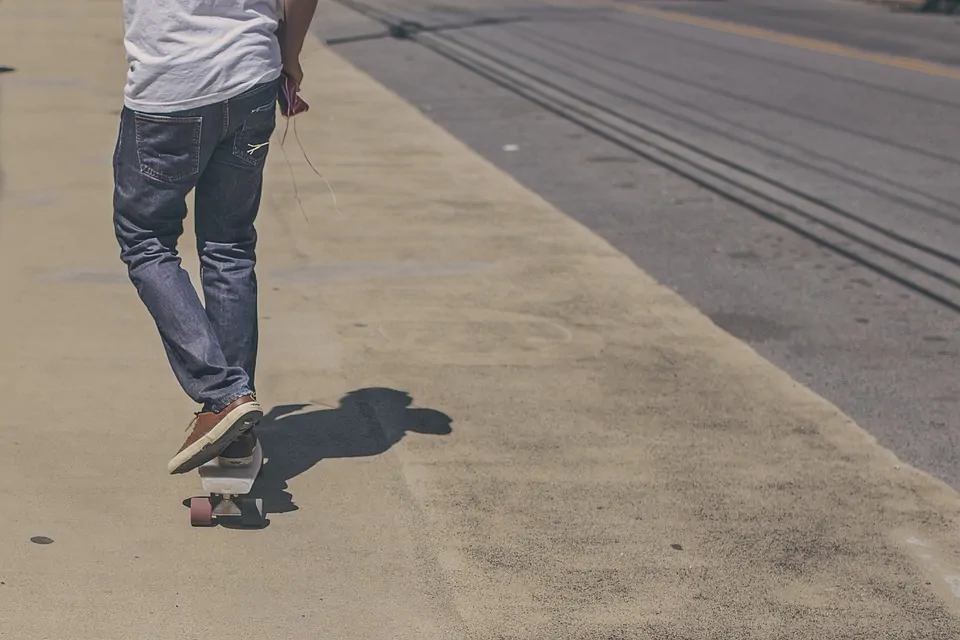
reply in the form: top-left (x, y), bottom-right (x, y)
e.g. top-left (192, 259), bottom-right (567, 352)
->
top-left (278, 72), bottom-right (309, 117)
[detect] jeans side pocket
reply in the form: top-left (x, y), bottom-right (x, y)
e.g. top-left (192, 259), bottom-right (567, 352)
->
top-left (134, 113), bottom-right (203, 183)
top-left (231, 100), bottom-right (277, 169)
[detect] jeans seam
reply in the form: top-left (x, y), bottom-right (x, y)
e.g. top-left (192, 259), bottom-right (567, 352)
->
top-left (113, 110), bottom-right (125, 186)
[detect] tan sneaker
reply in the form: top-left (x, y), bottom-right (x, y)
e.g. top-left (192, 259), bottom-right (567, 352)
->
top-left (167, 395), bottom-right (263, 474)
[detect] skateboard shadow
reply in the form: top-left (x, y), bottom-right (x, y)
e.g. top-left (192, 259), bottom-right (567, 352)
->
top-left (250, 387), bottom-right (452, 515)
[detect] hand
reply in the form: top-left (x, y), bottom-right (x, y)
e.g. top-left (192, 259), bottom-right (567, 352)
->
top-left (282, 60), bottom-right (304, 88)
top-left (278, 69), bottom-right (310, 117)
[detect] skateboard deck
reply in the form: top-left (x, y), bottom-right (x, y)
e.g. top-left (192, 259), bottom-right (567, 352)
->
top-left (188, 441), bottom-right (265, 527)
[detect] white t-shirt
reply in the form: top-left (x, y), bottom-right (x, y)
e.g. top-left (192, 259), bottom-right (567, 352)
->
top-left (122, 0), bottom-right (283, 113)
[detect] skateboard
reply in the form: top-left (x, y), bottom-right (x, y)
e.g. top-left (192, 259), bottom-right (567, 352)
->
top-left (188, 441), bottom-right (265, 528)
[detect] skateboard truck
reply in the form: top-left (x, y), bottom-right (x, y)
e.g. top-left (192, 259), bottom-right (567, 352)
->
top-left (188, 441), bottom-right (265, 528)
top-left (213, 494), bottom-right (242, 517)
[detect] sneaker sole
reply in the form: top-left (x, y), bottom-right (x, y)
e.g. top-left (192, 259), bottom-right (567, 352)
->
top-left (167, 402), bottom-right (263, 475)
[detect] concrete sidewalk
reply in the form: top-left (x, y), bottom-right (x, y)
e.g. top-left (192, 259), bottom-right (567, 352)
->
top-left (2, 0), bottom-right (960, 637)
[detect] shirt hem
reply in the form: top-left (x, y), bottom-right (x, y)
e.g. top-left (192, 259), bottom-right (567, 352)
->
top-left (123, 68), bottom-right (282, 114)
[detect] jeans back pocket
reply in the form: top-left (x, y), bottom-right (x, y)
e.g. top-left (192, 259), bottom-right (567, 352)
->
top-left (134, 113), bottom-right (203, 183)
top-left (231, 99), bottom-right (278, 169)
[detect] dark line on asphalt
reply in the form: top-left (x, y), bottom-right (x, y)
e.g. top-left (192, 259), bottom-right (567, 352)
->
top-left (503, 22), bottom-right (960, 226)
top-left (587, 8), bottom-right (960, 111)
top-left (324, 15), bottom-right (530, 46)
top-left (360, 1), bottom-right (960, 223)
top-left (534, 10), bottom-right (960, 168)
top-left (327, 0), bottom-right (960, 315)
top-left (449, 24), bottom-right (960, 257)
top-left (403, 11), bottom-right (960, 281)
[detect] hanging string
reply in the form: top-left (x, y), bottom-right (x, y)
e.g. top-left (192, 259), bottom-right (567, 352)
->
top-left (276, 72), bottom-right (343, 223)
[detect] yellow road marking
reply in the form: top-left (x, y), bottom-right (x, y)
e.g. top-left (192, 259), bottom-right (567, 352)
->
top-left (595, 1), bottom-right (960, 81)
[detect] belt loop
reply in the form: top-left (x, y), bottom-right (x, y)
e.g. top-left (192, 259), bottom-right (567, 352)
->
top-left (221, 100), bottom-right (230, 139)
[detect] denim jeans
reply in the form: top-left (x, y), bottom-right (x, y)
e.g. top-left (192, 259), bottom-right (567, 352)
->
top-left (113, 78), bottom-right (280, 413)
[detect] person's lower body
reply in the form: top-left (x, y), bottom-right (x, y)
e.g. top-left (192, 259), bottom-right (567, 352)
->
top-left (112, 78), bottom-right (281, 474)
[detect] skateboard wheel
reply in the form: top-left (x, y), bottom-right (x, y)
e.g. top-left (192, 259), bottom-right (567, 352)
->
top-left (189, 497), bottom-right (214, 527)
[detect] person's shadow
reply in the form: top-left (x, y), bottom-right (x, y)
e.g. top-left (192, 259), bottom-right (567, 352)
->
top-left (251, 387), bottom-right (452, 515)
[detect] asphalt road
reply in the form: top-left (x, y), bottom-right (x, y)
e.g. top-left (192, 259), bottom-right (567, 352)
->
top-left (314, 0), bottom-right (960, 489)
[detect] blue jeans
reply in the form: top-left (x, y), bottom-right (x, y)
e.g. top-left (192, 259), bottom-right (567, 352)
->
top-left (113, 79), bottom-right (280, 413)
